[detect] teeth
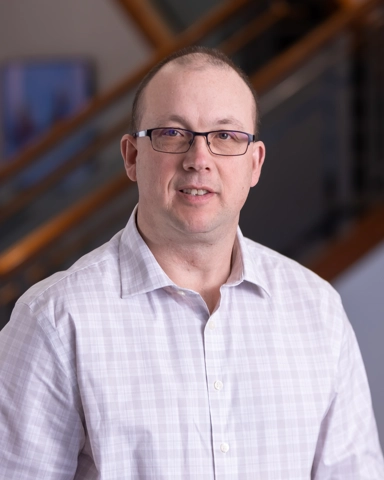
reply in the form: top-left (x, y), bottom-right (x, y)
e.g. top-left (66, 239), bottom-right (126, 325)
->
top-left (182, 188), bottom-right (208, 196)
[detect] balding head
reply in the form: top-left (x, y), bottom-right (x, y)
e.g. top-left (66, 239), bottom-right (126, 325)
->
top-left (131, 46), bottom-right (259, 135)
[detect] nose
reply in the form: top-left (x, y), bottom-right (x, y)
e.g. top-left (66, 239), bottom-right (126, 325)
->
top-left (182, 134), bottom-right (212, 172)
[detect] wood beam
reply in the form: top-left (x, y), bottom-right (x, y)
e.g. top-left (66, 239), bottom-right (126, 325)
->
top-left (113, 0), bottom-right (174, 47)
top-left (250, 0), bottom-right (382, 94)
top-left (219, 0), bottom-right (291, 56)
top-left (307, 204), bottom-right (384, 281)
top-left (0, 173), bottom-right (130, 277)
top-left (336, 0), bottom-right (363, 10)
top-left (0, 115), bottom-right (130, 224)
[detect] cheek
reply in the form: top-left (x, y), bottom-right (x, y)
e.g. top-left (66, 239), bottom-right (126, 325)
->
top-left (136, 158), bottom-right (175, 198)
top-left (227, 163), bottom-right (254, 192)
top-left (223, 165), bottom-right (254, 209)
top-left (135, 159), bottom-right (155, 200)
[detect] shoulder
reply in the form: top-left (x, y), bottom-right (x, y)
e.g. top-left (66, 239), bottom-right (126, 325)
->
top-left (15, 229), bottom-right (124, 321)
top-left (242, 237), bottom-right (349, 366)
top-left (244, 236), bottom-right (337, 297)
top-left (242, 236), bottom-right (346, 339)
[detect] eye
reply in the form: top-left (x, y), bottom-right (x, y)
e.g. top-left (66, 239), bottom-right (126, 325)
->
top-left (162, 128), bottom-right (182, 137)
top-left (216, 131), bottom-right (235, 141)
top-left (218, 132), bottom-right (230, 140)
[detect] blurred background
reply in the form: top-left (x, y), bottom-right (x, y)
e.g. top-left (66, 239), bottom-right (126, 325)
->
top-left (0, 0), bottom-right (383, 449)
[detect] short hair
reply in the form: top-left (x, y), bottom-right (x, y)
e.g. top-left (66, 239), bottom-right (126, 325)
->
top-left (131, 46), bottom-right (260, 135)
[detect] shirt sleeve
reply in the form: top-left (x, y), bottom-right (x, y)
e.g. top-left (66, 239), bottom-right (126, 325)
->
top-left (0, 301), bottom-right (85, 479)
top-left (311, 306), bottom-right (384, 479)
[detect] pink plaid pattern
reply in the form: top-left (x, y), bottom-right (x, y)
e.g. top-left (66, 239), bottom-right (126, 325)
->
top-left (1, 208), bottom-right (383, 479)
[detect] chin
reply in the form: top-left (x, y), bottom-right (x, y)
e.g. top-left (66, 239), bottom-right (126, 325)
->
top-left (171, 210), bottom-right (235, 238)
top-left (175, 218), bottom-right (222, 238)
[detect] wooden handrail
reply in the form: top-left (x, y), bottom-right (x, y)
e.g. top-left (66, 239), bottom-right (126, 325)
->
top-left (113, 0), bottom-right (175, 47)
top-left (0, 192), bottom-right (132, 308)
top-left (251, 0), bottom-right (382, 93)
top-left (0, 173), bottom-right (130, 277)
top-left (0, 0), bottom-right (252, 184)
top-left (307, 204), bottom-right (384, 281)
top-left (0, 116), bottom-right (130, 224)
top-left (336, 0), bottom-right (358, 9)
top-left (0, 0), bottom-right (382, 279)
top-left (219, 0), bottom-right (291, 56)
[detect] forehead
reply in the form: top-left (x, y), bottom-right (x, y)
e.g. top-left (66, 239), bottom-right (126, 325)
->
top-left (140, 61), bottom-right (256, 130)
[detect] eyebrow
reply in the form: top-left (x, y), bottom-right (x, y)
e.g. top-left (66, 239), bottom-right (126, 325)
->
top-left (215, 116), bottom-right (246, 130)
top-left (154, 114), bottom-right (246, 131)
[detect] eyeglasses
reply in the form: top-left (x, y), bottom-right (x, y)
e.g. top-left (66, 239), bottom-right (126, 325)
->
top-left (133, 127), bottom-right (256, 156)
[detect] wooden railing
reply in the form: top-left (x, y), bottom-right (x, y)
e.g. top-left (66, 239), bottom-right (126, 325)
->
top-left (113, 0), bottom-right (175, 47)
top-left (219, 0), bottom-right (291, 56)
top-left (0, 175), bottom-right (131, 277)
top-left (0, 0), bottom-right (383, 297)
top-left (0, 116), bottom-right (130, 224)
top-left (307, 204), bottom-right (384, 281)
top-left (250, 0), bottom-right (381, 91)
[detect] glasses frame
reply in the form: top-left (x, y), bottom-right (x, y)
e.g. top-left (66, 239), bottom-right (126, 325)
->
top-left (133, 127), bottom-right (256, 157)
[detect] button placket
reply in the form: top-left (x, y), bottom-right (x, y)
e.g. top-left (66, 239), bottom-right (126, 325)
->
top-left (203, 311), bottom-right (230, 473)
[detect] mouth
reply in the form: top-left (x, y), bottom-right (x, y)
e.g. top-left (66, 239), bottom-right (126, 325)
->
top-left (180, 188), bottom-right (210, 196)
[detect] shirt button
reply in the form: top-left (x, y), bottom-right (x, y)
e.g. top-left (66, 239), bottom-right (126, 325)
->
top-left (208, 320), bottom-right (216, 330)
top-left (220, 443), bottom-right (230, 453)
top-left (214, 380), bottom-right (223, 391)
top-left (177, 290), bottom-right (185, 296)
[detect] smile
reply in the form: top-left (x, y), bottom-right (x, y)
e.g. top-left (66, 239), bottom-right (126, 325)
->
top-left (181, 189), bottom-right (209, 196)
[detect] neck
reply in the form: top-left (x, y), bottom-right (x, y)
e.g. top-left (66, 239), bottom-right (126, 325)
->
top-left (137, 220), bottom-right (237, 314)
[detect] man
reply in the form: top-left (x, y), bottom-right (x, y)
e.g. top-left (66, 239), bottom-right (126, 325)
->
top-left (0, 46), bottom-right (383, 479)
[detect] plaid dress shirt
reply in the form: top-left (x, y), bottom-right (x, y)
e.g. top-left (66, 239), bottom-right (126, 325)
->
top-left (1, 208), bottom-right (383, 479)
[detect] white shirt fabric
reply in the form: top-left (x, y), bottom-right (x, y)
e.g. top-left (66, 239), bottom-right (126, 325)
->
top-left (1, 208), bottom-right (383, 479)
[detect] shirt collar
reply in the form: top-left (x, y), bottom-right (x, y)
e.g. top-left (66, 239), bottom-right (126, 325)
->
top-left (226, 227), bottom-right (271, 297)
top-left (119, 206), bottom-right (174, 298)
top-left (119, 206), bottom-right (271, 298)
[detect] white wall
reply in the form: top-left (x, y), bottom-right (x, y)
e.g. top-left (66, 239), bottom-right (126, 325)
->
top-left (0, 0), bottom-right (151, 91)
top-left (333, 240), bottom-right (384, 450)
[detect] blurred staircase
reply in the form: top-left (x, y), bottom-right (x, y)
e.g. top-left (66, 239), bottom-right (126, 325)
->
top-left (1, 0), bottom-right (384, 326)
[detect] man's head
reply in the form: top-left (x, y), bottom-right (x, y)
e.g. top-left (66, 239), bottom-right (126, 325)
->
top-left (121, 46), bottom-right (265, 246)
top-left (131, 46), bottom-right (260, 136)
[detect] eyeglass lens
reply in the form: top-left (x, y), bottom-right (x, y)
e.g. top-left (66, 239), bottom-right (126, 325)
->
top-left (151, 128), bottom-right (250, 155)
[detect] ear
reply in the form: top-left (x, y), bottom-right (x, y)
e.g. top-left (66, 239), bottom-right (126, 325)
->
top-left (250, 141), bottom-right (266, 187)
top-left (121, 134), bottom-right (138, 182)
